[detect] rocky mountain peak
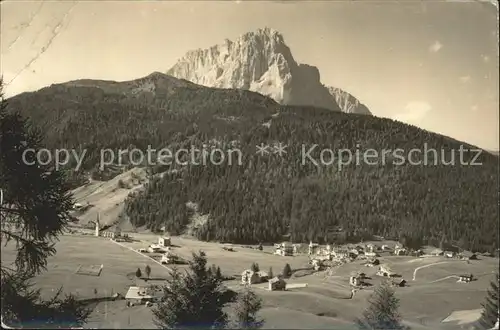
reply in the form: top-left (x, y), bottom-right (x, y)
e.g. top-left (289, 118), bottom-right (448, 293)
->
top-left (167, 28), bottom-right (371, 115)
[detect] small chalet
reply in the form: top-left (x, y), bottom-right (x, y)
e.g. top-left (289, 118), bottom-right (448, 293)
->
top-left (458, 274), bottom-right (473, 283)
top-left (308, 242), bottom-right (319, 255)
top-left (311, 259), bottom-right (322, 271)
top-left (381, 245), bottom-right (392, 251)
top-left (268, 277), bottom-right (286, 291)
top-left (160, 253), bottom-right (174, 264)
top-left (394, 247), bottom-right (407, 256)
top-left (444, 251), bottom-right (457, 258)
top-left (275, 242), bottom-right (294, 256)
top-left (125, 286), bottom-right (162, 305)
top-left (349, 276), bottom-right (362, 287)
top-left (379, 264), bottom-right (394, 277)
top-left (395, 279), bottom-right (407, 287)
top-left (292, 244), bottom-right (302, 254)
top-left (332, 250), bottom-right (349, 259)
top-left (158, 236), bottom-right (171, 247)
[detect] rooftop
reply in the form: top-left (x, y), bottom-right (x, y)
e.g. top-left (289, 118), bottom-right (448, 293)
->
top-left (125, 286), bottom-right (163, 300)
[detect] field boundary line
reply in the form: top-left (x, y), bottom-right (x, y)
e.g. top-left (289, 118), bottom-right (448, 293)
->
top-left (412, 261), bottom-right (452, 281)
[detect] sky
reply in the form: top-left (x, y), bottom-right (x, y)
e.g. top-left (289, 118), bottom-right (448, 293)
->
top-left (1, 0), bottom-right (498, 150)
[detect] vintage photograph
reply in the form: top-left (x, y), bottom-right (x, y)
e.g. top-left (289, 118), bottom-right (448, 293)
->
top-left (1, 0), bottom-right (499, 329)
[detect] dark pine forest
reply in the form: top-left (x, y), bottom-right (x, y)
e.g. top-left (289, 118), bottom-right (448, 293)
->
top-left (7, 73), bottom-right (499, 253)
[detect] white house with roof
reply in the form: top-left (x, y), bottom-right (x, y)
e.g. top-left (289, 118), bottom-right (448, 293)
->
top-left (378, 264), bottom-right (394, 277)
top-left (158, 236), bottom-right (171, 247)
top-left (268, 277), bottom-right (286, 291)
top-left (394, 247), bottom-right (407, 256)
top-left (125, 286), bottom-right (162, 305)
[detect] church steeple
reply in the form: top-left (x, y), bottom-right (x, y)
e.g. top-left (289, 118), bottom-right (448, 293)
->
top-left (95, 212), bottom-right (100, 237)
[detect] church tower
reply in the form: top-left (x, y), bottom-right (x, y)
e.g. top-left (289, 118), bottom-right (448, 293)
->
top-left (95, 212), bottom-right (100, 237)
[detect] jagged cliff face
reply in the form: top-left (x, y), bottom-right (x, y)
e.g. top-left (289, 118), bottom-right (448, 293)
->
top-left (167, 28), bottom-right (371, 115)
top-left (327, 87), bottom-right (371, 115)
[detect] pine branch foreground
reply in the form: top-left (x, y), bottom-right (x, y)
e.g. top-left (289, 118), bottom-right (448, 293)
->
top-left (1, 79), bottom-right (90, 328)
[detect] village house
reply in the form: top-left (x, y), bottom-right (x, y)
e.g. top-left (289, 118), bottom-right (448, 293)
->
top-left (365, 251), bottom-right (379, 258)
top-left (101, 231), bottom-right (116, 238)
top-left (394, 247), bottom-right (407, 256)
top-left (256, 270), bottom-right (269, 282)
top-left (308, 241), bottom-right (320, 255)
top-left (394, 279), bottom-right (407, 287)
top-left (73, 202), bottom-right (83, 210)
top-left (444, 251), bottom-right (457, 258)
top-left (158, 236), bottom-right (171, 247)
top-left (292, 244), bottom-right (302, 254)
top-left (333, 250), bottom-right (349, 260)
top-left (147, 244), bottom-right (164, 253)
top-left (241, 269), bottom-right (262, 285)
top-left (349, 276), bottom-right (362, 287)
top-left (381, 244), bottom-right (392, 251)
top-left (160, 252), bottom-right (178, 265)
top-left (412, 249), bottom-right (424, 257)
top-left (457, 274), bottom-right (473, 283)
top-left (125, 285), bottom-right (162, 306)
top-left (378, 264), bottom-right (395, 277)
top-left (275, 242), bottom-right (294, 256)
top-left (365, 244), bottom-right (375, 252)
top-left (160, 253), bottom-right (171, 264)
top-left (268, 277), bottom-right (287, 291)
top-left (311, 259), bottom-right (323, 271)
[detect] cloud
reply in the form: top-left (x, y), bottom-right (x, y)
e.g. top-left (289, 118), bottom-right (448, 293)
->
top-left (459, 75), bottom-right (471, 83)
top-left (392, 101), bottom-right (432, 124)
top-left (481, 54), bottom-right (490, 63)
top-left (429, 40), bottom-right (443, 53)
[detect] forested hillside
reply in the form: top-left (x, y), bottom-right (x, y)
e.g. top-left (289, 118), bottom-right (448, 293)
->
top-left (6, 73), bottom-right (499, 252)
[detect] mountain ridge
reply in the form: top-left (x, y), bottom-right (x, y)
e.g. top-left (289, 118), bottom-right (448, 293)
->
top-left (167, 27), bottom-right (371, 115)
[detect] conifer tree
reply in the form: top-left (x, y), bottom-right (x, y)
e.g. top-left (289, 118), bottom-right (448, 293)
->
top-left (282, 263), bottom-right (292, 278)
top-left (0, 78), bottom-right (90, 327)
top-left (233, 287), bottom-right (264, 329)
top-left (478, 273), bottom-right (499, 330)
top-left (153, 251), bottom-right (233, 329)
top-left (355, 280), bottom-right (407, 330)
top-left (215, 266), bottom-right (222, 280)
